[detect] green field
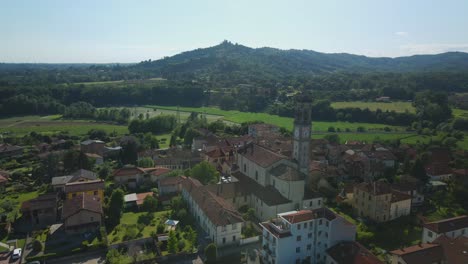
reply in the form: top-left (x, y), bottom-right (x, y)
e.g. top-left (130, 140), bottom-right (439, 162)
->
top-left (124, 107), bottom-right (224, 123)
top-left (331, 101), bottom-right (415, 113)
top-left (108, 210), bottom-right (170, 244)
top-left (0, 115), bottom-right (128, 136)
top-left (452, 108), bottom-right (468, 118)
top-left (150, 105), bottom-right (405, 132)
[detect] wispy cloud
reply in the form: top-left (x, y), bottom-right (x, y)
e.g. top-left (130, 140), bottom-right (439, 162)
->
top-left (399, 43), bottom-right (468, 55)
top-left (395, 31), bottom-right (409, 37)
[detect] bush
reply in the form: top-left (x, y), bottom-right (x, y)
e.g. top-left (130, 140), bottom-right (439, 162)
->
top-left (205, 243), bottom-right (217, 263)
top-left (157, 223), bottom-right (165, 234)
top-left (32, 240), bottom-right (42, 252)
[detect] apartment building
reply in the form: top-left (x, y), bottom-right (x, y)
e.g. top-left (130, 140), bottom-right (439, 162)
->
top-left (260, 207), bottom-right (356, 264)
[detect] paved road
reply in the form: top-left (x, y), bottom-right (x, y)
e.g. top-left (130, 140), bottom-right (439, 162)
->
top-left (45, 250), bottom-right (105, 264)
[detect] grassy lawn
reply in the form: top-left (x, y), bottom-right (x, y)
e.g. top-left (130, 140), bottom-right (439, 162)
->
top-left (156, 133), bottom-right (171, 148)
top-left (452, 108), bottom-right (468, 118)
top-left (150, 105), bottom-right (405, 132)
top-left (331, 101), bottom-right (415, 113)
top-left (108, 210), bottom-right (170, 244)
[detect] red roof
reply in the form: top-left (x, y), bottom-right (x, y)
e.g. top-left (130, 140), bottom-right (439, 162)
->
top-left (144, 167), bottom-right (172, 177)
top-left (113, 166), bottom-right (146, 177)
top-left (423, 215), bottom-right (468, 233)
top-left (281, 208), bottom-right (337, 224)
top-left (135, 192), bottom-right (154, 205)
top-left (62, 193), bottom-right (103, 219)
top-left (238, 143), bottom-right (286, 168)
top-left (327, 241), bottom-right (383, 264)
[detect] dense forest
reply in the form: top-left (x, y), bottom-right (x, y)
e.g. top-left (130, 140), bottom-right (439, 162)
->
top-left (1, 41), bottom-right (467, 127)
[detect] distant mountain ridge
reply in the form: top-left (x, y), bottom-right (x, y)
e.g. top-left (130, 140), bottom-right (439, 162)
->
top-left (133, 41), bottom-right (468, 79)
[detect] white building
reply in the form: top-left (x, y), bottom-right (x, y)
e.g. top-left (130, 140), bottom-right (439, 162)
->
top-left (260, 207), bottom-right (356, 264)
top-left (422, 215), bottom-right (468, 243)
top-left (181, 177), bottom-right (243, 248)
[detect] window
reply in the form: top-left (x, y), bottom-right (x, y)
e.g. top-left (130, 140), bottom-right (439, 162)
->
top-left (304, 223), bottom-right (307, 228)
top-left (273, 179), bottom-right (275, 187)
top-left (232, 223), bottom-right (237, 230)
top-left (297, 235), bottom-right (301, 241)
top-left (326, 221), bottom-right (329, 227)
top-left (222, 225), bottom-right (227, 232)
top-left (296, 247), bottom-right (300, 253)
top-left (244, 164), bottom-right (246, 172)
top-left (319, 219), bottom-right (323, 225)
top-left (428, 231), bottom-right (433, 238)
top-left (223, 237), bottom-right (226, 244)
top-left (233, 235), bottom-right (236, 241)
top-left (325, 232), bottom-right (328, 238)
top-left (255, 171), bottom-right (258, 180)
top-left (308, 233), bottom-right (312, 239)
top-left (318, 200), bottom-right (321, 205)
top-left (298, 224), bottom-right (301, 230)
top-left (317, 253), bottom-right (320, 259)
top-left (309, 201), bottom-right (313, 207)
top-left (307, 244), bottom-right (311, 250)
top-left (318, 231), bottom-right (322, 236)
top-left (368, 195), bottom-right (371, 201)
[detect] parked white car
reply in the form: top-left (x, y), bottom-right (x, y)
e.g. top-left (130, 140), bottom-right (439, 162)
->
top-left (11, 248), bottom-right (22, 260)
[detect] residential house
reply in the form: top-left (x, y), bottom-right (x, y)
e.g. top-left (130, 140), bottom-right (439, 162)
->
top-left (422, 215), bottom-right (468, 243)
top-left (21, 194), bottom-right (58, 227)
top-left (390, 236), bottom-right (468, 264)
top-left (0, 144), bottom-right (23, 158)
top-left (158, 176), bottom-right (184, 196)
top-left (181, 177), bottom-right (244, 248)
top-left (64, 179), bottom-right (105, 201)
top-left (152, 148), bottom-right (202, 170)
top-left (352, 182), bottom-right (412, 222)
top-left (425, 148), bottom-right (453, 181)
top-left (51, 169), bottom-right (98, 192)
top-left (124, 192), bottom-right (154, 209)
top-left (260, 207), bottom-right (357, 264)
top-left (112, 166), bottom-right (172, 188)
top-left (80, 140), bottom-right (105, 155)
top-left (392, 175), bottom-right (425, 207)
top-left (326, 241), bottom-right (383, 264)
top-left (248, 123), bottom-right (280, 138)
top-left (62, 193), bottom-right (103, 233)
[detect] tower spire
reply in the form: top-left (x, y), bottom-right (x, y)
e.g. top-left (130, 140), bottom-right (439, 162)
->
top-left (292, 91), bottom-right (313, 175)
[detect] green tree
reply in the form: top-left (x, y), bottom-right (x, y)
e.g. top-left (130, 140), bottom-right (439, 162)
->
top-left (168, 230), bottom-right (178, 254)
top-left (412, 158), bottom-right (428, 183)
top-left (324, 134), bottom-right (340, 144)
top-left (120, 136), bottom-right (139, 165)
top-left (141, 195), bottom-right (158, 212)
top-left (138, 157), bottom-right (154, 168)
top-left (190, 161), bottom-right (219, 185)
top-left (107, 189), bottom-right (125, 227)
top-left (205, 243), bottom-right (217, 263)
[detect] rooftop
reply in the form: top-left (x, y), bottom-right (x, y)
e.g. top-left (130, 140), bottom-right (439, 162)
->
top-left (326, 241), bottom-right (383, 264)
top-left (423, 215), bottom-right (468, 233)
top-left (269, 164), bottom-right (305, 181)
top-left (62, 193), bottom-right (103, 219)
top-left (64, 179), bottom-right (105, 194)
top-left (238, 143), bottom-right (286, 168)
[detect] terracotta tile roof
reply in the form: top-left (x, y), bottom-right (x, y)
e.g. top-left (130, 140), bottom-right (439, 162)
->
top-left (326, 241), bottom-right (383, 264)
top-left (113, 166), bottom-right (146, 177)
top-left (281, 207), bottom-right (337, 224)
top-left (64, 179), bottom-right (105, 193)
top-left (62, 193), bottom-right (103, 219)
top-left (70, 169), bottom-right (97, 181)
top-left (390, 236), bottom-right (468, 264)
top-left (269, 164), bottom-right (305, 181)
top-left (205, 148), bottom-right (226, 159)
top-left (390, 190), bottom-right (412, 203)
top-left (423, 215), bottom-right (468, 233)
top-left (143, 167), bottom-right (172, 177)
top-left (434, 235), bottom-right (468, 264)
top-left (135, 192), bottom-right (154, 205)
top-left (159, 176), bottom-right (185, 186)
top-left (21, 194), bottom-right (57, 211)
top-left (238, 143), bottom-right (286, 168)
top-left (232, 171), bottom-right (291, 206)
top-left (181, 177), bottom-right (243, 226)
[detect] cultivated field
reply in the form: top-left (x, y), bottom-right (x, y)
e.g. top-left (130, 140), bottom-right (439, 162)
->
top-left (0, 115), bottom-right (128, 136)
top-left (331, 101), bottom-right (415, 113)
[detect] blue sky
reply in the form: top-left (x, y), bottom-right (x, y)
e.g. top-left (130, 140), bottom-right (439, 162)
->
top-left (1, 0), bottom-right (468, 63)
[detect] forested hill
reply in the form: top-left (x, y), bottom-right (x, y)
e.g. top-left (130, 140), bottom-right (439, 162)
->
top-left (134, 41), bottom-right (468, 78)
top-left (2, 41), bottom-right (468, 86)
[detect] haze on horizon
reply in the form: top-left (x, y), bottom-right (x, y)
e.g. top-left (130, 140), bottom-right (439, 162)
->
top-left (1, 0), bottom-right (468, 63)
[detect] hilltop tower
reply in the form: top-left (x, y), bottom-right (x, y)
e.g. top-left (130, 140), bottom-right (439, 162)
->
top-left (292, 92), bottom-right (312, 175)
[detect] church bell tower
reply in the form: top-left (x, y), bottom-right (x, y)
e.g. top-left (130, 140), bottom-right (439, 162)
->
top-left (293, 92), bottom-right (312, 175)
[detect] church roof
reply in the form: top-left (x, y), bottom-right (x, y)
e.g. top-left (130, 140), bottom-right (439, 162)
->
top-left (238, 143), bottom-right (286, 168)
